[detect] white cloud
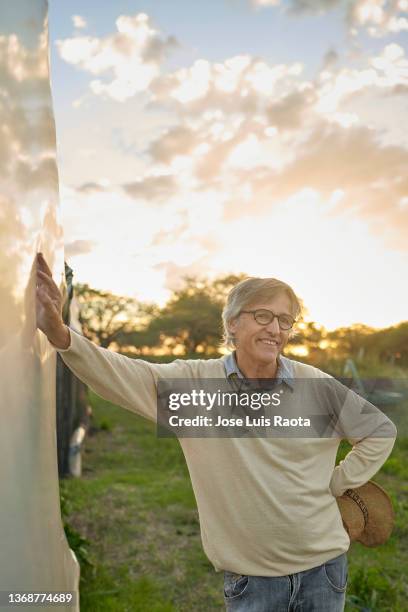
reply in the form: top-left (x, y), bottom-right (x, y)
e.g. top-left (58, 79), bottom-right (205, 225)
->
top-left (0, 32), bottom-right (57, 190)
top-left (56, 13), bottom-right (178, 101)
top-left (370, 43), bottom-right (408, 82)
top-left (149, 126), bottom-right (198, 163)
top-left (0, 32), bottom-right (48, 86)
top-left (350, 0), bottom-right (408, 36)
top-left (72, 15), bottom-right (87, 30)
top-left (56, 11), bottom-right (408, 286)
top-left (123, 174), bottom-right (177, 202)
top-left (65, 239), bottom-right (95, 257)
top-left (153, 55), bottom-right (304, 118)
top-left (316, 44), bottom-right (408, 120)
top-left (76, 182), bottom-right (107, 194)
top-left (52, 9), bottom-right (408, 327)
top-left (251, 0), bottom-right (408, 37)
top-left (252, 0), bottom-right (281, 5)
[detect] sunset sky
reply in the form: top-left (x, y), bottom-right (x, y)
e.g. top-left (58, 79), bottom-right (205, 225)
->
top-left (46, 0), bottom-right (408, 330)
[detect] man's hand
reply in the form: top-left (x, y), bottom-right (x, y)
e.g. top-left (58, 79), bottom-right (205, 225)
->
top-left (36, 253), bottom-right (70, 349)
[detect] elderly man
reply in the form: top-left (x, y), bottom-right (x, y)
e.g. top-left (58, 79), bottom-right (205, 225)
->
top-left (36, 253), bottom-right (396, 611)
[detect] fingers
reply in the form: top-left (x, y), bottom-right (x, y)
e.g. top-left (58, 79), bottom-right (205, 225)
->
top-left (37, 286), bottom-right (47, 300)
top-left (37, 271), bottom-right (60, 301)
top-left (36, 285), bottom-right (52, 305)
top-left (36, 252), bottom-right (52, 276)
top-left (37, 269), bottom-right (57, 290)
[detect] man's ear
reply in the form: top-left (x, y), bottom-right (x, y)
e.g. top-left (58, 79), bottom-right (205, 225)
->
top-left (228, 317), bottom-right (238, 335)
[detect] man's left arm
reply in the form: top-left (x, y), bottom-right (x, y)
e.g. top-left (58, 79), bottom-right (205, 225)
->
top-left (329, 388), bottom-right (397, 497)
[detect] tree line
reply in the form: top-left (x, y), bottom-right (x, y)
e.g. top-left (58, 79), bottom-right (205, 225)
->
top-left (73, 276), bottom-right (408, 369)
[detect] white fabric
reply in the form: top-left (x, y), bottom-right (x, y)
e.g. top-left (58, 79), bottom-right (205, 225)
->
top-left (0, 1), bottom-right (80, 609)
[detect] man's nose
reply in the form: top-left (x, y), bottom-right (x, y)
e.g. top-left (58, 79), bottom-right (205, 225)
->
top-left (264, 316), bottom-right (280, 334)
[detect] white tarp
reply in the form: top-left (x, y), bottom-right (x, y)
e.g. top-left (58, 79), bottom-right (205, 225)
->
top-left (0, 0), bottom-right (80, 609)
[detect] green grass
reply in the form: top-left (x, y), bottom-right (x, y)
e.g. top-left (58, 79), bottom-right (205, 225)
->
top-left (61, 393), bottom-right (220, 611)
top-left (61, 391), bottom-right (408, 611)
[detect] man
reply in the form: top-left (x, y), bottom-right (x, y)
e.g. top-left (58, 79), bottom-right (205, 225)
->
top-left (36, 253), bottom-right (397, 611)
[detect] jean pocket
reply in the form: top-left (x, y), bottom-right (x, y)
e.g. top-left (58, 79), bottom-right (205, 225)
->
top-left (224, 571), bottom-right (250, 600)
top-left (323, 553), bottom-right (348, 593)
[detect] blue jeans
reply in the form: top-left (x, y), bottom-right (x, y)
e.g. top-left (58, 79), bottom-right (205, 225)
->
top-left (223, 553), bottom-right (348, 611)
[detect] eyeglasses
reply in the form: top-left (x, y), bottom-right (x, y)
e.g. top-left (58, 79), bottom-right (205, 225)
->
top-left (240, 309), bottom-right (296, 330)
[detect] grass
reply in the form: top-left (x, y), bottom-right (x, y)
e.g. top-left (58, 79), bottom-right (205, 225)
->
top-left (61, 391), bottom-right (408, 611)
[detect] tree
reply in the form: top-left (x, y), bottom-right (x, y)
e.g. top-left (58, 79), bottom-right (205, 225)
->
top-left (152, 288), bottom-right (222, 354)
top-left (74, 283), bottom-right (156, 349)
top-left (147, 274), bottom-right (247, 355)
top-left (362, 322), bottom-right (408, 366)
top-left (326, 324), bottom-right (374, 360)
top-left (287, 320), bottom-right (326, 360)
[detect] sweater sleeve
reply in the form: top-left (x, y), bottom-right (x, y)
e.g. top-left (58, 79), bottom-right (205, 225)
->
top-left (329, 387), bottom-right (397, 497)
top-left (50, 327), bottom-right (187, 423)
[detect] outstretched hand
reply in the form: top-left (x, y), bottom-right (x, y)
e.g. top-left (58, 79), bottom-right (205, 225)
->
top-left (36, 253), bottom-right (70, 348)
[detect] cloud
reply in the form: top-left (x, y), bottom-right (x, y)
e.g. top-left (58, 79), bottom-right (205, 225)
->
top-left (65, 240), bottom-right (96, 257)
top-left (153, 55), bottom-right (303, 112)
top-left (147, 56), bottom-right (306, 175)
top-left (322, 48), bottom-right (339, 70)
top-left (0, 33), bottom-right (48, 89)
top-left (314, 44), bottom-right (408, 120)
top-left (276, 124), bottom-right (408, 196)
top-left (153, 259), bottom-right (215, 292)
top-left (195, 136), bottom-right (243, 182)
top-left (0, 99), bottom-right (55, 173)
top-left (0, 32), bottom-right (50, 171)
top-left (0, 32), bottom-right (58, 191)
top-left (222, 122), bottom-right (408, 250)
top-left (370, 43), bottom-right (408, 84)
top-left (56, 13), bottom-right (178, 101)
top-left (142, 33), bottom-right (178, 62)
top-left (252, 0), bottom-right (281, 6)
top-left (76, 182), bottom-right (107, 194)
top-left (15, 157), bottom-right (58, 191)
top-left (123, 174), bottom-right (177, 202)
top-left (288, 0), bottom-right (340, 12)
top-left (148, 126), bottom-right (198, 163)
top-left (143, 39), bottom-right (408, 255)
top-left (349, 0), bottom-right (408, 36)
top-left (153, 236), bottom-right (221, 291)
top-left (251, 0), bottom-right (408, 37)
top-left (0, 194), bottom-right (29, 343)
top-left (72, 15), bottom-right (87, 29)
top-left (266, 86), bottom-right (317, 130)
top-left (55, 11), bottom-right (408, 262)
top-left (0, 16), bottom-right (62, 344)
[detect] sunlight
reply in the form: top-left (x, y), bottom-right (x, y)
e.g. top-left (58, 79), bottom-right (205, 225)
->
top-left (227, 134), bottom-right (261, 168)
top-left (50, 3), bottom-right (408, 332)
top-left (287, 345), bottom-right (309, 357)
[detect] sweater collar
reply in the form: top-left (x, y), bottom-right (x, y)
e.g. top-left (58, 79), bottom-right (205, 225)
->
top-left (223, 350), bottom-right (294, 390)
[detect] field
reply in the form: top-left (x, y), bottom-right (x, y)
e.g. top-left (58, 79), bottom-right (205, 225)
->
top-left (61, 390), bottom-right (408, 611)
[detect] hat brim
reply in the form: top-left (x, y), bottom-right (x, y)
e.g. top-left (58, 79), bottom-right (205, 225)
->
top-left (352, 481), bottom-right (395, 547)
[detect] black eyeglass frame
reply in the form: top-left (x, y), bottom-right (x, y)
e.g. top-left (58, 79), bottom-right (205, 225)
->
top-left (240, 308), bottom-right (296, 330)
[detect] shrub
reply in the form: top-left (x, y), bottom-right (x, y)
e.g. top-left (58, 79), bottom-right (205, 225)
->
top-left (60, 488), bottom-right (94, 584)
top-left (347, 566), bottom-right (397, 611)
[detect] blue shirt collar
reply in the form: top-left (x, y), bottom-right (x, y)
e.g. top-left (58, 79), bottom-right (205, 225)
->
top-left (223, 350), bottom-right (294, 390)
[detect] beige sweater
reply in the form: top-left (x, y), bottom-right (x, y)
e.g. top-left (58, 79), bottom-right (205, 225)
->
top-left (54, 329), bottom-right (397, 576)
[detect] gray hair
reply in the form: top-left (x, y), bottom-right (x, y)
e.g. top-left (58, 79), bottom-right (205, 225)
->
top-left (221, 277), bottom-right (302, 349)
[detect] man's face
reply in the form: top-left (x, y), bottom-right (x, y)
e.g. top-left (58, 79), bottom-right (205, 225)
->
top-left (229, 292), bottom-right (294, 365)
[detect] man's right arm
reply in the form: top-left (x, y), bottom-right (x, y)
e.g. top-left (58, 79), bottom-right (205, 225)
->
top-left (36, 252), bottom-right (174, 422)
top-left (48, 324), bottom-right (71, 350)
top-left (51, 326), bottom-right (161, 422)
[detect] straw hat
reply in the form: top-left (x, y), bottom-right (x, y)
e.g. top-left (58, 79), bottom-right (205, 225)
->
top-left (336, 481), bottom-right (395, 547)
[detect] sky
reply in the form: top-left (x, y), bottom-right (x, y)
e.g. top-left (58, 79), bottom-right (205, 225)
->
top-left (44, 0), bottom-right (408, 330)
